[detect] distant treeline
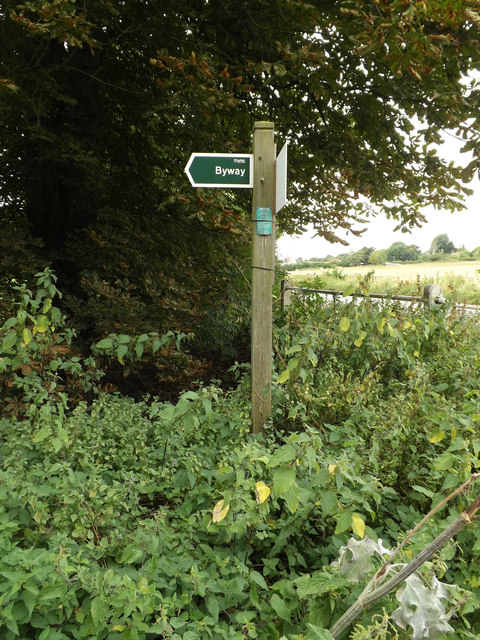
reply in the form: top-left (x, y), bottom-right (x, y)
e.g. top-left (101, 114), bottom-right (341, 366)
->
top-left (284, 236), bottom-right (480, 270)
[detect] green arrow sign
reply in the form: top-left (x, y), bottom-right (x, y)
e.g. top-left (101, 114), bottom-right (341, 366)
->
top-left (185, 153), bottom-right (253, 188)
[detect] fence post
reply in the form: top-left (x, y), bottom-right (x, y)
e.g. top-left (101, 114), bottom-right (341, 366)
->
top-left (423, 284), bottom-right (444, 309)
top-left (281, 278), bottom-right (293, 310)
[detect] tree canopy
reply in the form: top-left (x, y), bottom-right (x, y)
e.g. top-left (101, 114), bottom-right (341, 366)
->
top-left (1, 0), bottom-right (480, 351)
top-left (386, 241), bottom-right (421, 262)
top-left (431, 233), bottom-right (456, 254)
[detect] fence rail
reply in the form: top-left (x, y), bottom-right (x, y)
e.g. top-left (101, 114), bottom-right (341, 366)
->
top-left (281, 280), bottom-right (480, 315)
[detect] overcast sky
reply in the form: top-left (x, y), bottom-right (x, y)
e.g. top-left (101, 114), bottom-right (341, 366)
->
top-left (277, 134), bottom-right (479, 261)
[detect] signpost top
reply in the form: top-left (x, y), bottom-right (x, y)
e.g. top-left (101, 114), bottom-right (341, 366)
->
top-left (185, 153), bottom-right (253, 188)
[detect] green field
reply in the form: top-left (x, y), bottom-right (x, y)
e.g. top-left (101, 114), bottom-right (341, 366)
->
top-left (288, 260), bottom-right (480, 304)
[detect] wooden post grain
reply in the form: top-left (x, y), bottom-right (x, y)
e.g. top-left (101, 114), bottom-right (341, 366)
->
top-left (251, 121), bottom-right (275, 435)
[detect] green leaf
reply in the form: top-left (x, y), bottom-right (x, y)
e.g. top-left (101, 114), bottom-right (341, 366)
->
top-left (205, 595), bottom-right (219, 622)
top-left (441, 474), bottom-right (460, 492)
top-left (250, 570), bottom-right (268, 590)
top-left (286, 357), bottom-right (299, 371)
top-left (95, 337), bottom-right (113, 349)
top-left (296, 572), bottom-right (347, 598)
top-left (342, 284), bottom-right (356, 297)
top-left (91, 596), bottom-right (107, 628)
top-left (284, 483), bottom-right (299, 513)
top-left (270, 593), bottom-right (291, 621)
top-left (434, 452), bottom-right (456, 471)
top-left (33, 426), bottom-right (51, 443)
top-left (116, 545), bottom-right (144, 564)
top-left (159, 404), bottom-right (175, 422)
top-left (52, 437), bottom-right (63, 453)
top-left (268, 445), bottom-right (297, 467)
top-left (173, 398), bottom-right (193, 418)
top-left (285, 344), bottom-right (302, 355)
top-left (5, 617), bottom-right (19, 636)
top-left (3, 317), bottom-right (17, 330)
top-left (22, 589), bottom-right (37, 616)
top-left (335, 510), bottom-right (352, 534)
top-left (320, 490), bottom-right (337, 515)
top-left (2, 331), bottom-right (17, 351)
top-left (116, 344), bottom-right (128, 364)
top-left (38, 583), bottom-right (67, 601)
top-left (183, 411), bottom-right (196, 434)
top-left (306, 624), bottom-right (335, 640)
top-left (273, 467), bottom-right (296, 497)
top-left (412, 485), bottom-right (434, 498)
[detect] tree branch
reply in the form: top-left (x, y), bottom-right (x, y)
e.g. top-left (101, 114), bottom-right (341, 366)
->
top-left (330, 490), bottom-right (480, 638)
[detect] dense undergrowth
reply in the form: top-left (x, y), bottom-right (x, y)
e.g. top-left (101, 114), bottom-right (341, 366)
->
top-left (1, 270), bottom-right (480, 639)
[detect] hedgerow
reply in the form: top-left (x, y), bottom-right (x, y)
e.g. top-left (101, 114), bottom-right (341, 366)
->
top-left (1, 270), bottom-right (480, 639)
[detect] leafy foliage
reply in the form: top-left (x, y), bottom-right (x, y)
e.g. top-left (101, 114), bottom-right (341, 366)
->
top-left (2, 0), bottom-right (480, 368)
top-left (1, 274), bottom-right (480, 639)
top-left (430, 233), bottom-right (456, 255)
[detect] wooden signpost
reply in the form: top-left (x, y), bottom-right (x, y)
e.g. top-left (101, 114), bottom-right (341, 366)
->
top-left (250, 122), bottom-right (275, 434)
top-left (185, 121), bottom-right (285, 435)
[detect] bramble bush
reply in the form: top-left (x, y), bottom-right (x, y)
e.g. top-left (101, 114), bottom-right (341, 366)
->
top-left (1, 270), bottom-right (480, 639)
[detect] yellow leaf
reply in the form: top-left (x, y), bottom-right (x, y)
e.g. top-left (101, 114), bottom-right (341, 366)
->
top-left (113, 625), bottom-right (126, 632)
top-left (277, 369), bottom-right (290, 384)
top-left (339, 316), bottom-right (350, 332)
top-left (354, 330), bottom-right (367, 347)
top-left (212, 499), bottom-right (230, 523)
top-left (35, 315), bottom-right (50, 334)
top-left (328, 464), bottom-right (337, 475)
top-left (429, 430), bottom-right (445, 443)
top-left (352, 512), bottom-right (366, 539)
top-left (138, 576), bottom-right (149, 594)
top-left (255, 481), bottom-right (271, 504)
top-left (470, 575), bottom-right (480, 588)
top-left (23, 328), bottom-right (32, 346)
top-left (377, 317), bottom-right (386, 332)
